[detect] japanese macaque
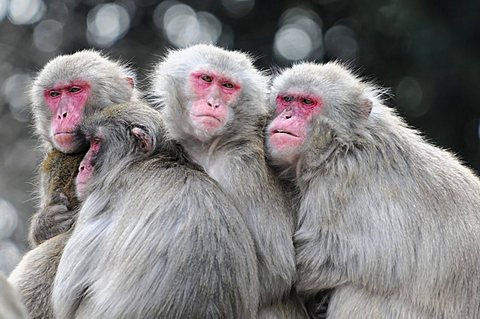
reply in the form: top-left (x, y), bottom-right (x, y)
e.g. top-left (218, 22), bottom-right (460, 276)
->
top-left (29, 49), bottom-right (137, 245)
top-left (0, 273), bottom-right (28, 319)
top-left (8, 50), bottom-right (138, 319)
top-left (150, 44), bottom-right (307, 318)
top-left (52, 102), bottom-right (259, 318)
top-left (265, 62), bottom-right (480, 318)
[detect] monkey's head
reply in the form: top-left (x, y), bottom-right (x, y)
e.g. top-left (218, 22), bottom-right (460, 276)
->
top-left (75, 103), bottom-right (161, 200)
top-left (31, 50), bottom-right (137, 153)
top-left (266, 62), bottom-right (380, 168)
top-left (150, 44), bottom-right (269, 142)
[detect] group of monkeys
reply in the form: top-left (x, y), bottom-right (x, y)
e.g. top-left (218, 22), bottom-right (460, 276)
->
top-left (2, 44), bottom-right (480, 319)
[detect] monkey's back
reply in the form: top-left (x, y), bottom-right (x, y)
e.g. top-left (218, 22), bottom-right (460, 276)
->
top-left (54, 157), bottom-right (259, 319)
top-left (296, 117), bottom-right (480, 318)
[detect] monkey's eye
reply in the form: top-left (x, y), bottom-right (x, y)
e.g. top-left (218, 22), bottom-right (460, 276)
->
top-left (302, 98), bottom-right (313, 105)
top-left (222, 82), bottom-right (234, 89)
top-left (49, 91), bottom-right (60, 98)
top-left (69, 87), bottom-right (81, 93)
top-left (91, 137), bottom-right (101, 146)
top-left (200, 75), bottom-right (212, 83)
top-left (283, 95), bottom-right (293, 102)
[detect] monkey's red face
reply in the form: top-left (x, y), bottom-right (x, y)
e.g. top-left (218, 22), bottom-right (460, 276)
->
top-left (189, 70), bottom-right (240, 138)
top-left (75, 136), bottom-right (100, 200)
top-left (44, 81), bottom-right (91, 153)
top-left (267, 92), bottom-right (323, 163)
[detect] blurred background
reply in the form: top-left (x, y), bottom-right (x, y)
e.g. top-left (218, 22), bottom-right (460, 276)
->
top-left (0, 0), bottom-right (479, 275)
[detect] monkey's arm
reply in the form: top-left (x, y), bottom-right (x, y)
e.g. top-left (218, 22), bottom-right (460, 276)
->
top-left (29, 151), bottom-right (83, 247)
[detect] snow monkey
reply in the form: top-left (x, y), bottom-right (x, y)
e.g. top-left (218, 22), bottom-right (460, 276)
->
top-left (8, 50), bottom-right (138, 319)
top-left (266, 62), bottom-right (480, 318)
top-left (52, 102), bottom-right (259, 318)
top-left (150, 44), bottom-right (308, 318)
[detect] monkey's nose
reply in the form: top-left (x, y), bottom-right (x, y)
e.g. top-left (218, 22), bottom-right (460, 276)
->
top-left (79, 165), bottom-right (85, 172)
top-left (58, 112), bottom-right (68, 119)
top-left (207, 101), bottom-right (219, 109)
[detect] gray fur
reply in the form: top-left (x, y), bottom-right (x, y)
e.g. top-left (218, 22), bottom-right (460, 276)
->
top-left (150, 44), bottom-right (307, 318)
top-left (0, 273), bottom-right (29, 319)
top-left (267, 62), bottom-right (480, 318)
top-left (53, 102), bottom-right (259, 318)
top-left (10, 50), bottom-right (138, 319)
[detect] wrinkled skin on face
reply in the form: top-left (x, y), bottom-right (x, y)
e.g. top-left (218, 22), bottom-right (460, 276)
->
top-left (188, 70), bottom-right (241, 139)
top-left (44, 81), bottom-right (91, 153)
top-left (267, 91), bottom-right (323, 164)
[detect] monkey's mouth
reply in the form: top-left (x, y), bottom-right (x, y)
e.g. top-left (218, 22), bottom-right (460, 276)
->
top-left (193, 114), bottom-right (222, 123)
top-left (272, 129), bottom-right (298, 137)
top-left (54, 132), bottom-right (76, 144)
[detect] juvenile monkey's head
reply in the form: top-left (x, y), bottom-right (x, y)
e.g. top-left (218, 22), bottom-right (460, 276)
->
top-left (75, 103), bottom-right (161, 200)
top-left (150, 44), bottom-right (268, 142)
top-left (266, 62), bottom-right (379, 168)
top-left (31, 50), bottom-right (137, 153)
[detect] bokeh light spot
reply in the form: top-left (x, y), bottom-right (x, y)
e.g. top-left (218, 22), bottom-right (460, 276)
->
top-left (274, 26), bottom-right (312, 61)
top-left (7, 0), bottom-right (45, 25)
top-left (324, 25), bottom-right (359, 61)
top-left (396, 77), bottom-right (427, 117)
top-left (160, 4), bottom-right (223, 47)
top-left (0, 240), bottom-right (22, 274)
top-left (274, 7), bottom-right (323, 62)
top-left (87, 3), bottom-right (131, 47)
top-left (0, 0), bottom-right (8, 21)
top-left (2, 73), bottom-right (32, 122)
top-left (221, 0), bottom-right (255, 18)
top-left (0, 199), bottom-right (19, 241)
top-left (33, 19), bottom-right (64, 53)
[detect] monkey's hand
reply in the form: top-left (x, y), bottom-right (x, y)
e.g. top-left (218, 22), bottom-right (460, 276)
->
top-left (28, 192), bottom-right (78, 247)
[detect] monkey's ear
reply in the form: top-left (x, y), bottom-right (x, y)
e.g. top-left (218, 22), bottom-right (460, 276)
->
top-left (359, 98), bottom-right (373, 117)
top-left (131, 127), bottom-right (153, 153)
top-left (126, 77), bottom-right (135, 88)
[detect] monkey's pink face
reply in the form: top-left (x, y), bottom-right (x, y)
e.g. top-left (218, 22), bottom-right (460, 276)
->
top-left (44, 81), bottom-right (91, 153)
top-left (75, 136), bottom-right (100, 200)
top-left (267, 92), bottom-right (323, 163)
top-left (189, 70), bottom-right (240, 138)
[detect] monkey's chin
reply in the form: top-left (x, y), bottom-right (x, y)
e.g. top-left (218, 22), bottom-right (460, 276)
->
top-left (53, 133), bottom-right (77, 153)
top-left (192, 116), bottom-right (225, 140)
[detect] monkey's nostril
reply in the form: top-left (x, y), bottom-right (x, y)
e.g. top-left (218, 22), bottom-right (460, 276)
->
top-left (62, 112), bottom-right (67, 118)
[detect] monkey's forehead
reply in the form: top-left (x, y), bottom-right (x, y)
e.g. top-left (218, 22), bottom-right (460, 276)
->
top-left (157, 44), bottom-right (267, 83)
top-left (271, 62), bottom-right (360, 95)
top-left (33, 51), bottom-right (134, 89)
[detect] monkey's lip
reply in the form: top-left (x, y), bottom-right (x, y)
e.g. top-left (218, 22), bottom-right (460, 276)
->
top-left (271, 129), bottom-right (299, 137)
top-left (54, 132), bottom-right (76, 145)
top-left (193, 114), bottom-right (222, 123)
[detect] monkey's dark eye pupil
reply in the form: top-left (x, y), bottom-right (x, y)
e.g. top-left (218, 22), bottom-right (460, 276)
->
top-left (70, 87), bottom-right (81, 93)
top-left (201, 75), bottom-right (212, 82)
top-left (303, 99), bottom-right (312, 105)
top-left (50, 91), bottom-right (60, 97)
top-left (223, 83), bottom-right (233, 88)
top-left (283, 96), bottom-right (293, 102)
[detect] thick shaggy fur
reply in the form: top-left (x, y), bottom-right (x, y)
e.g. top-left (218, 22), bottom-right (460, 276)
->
top-left (52, 103), bottom-right (259, 318)
top-left (150, 44), bottom-right (307, 318)
top-left (267, 62), bottom-right (480, 318)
